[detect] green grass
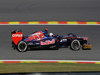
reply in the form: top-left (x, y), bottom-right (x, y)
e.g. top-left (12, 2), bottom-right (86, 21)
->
top-left (0, 63), bottom-right (100, 73)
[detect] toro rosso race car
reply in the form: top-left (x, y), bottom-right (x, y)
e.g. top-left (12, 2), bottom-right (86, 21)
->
top-left (11, 29), bottom-right (92, 52)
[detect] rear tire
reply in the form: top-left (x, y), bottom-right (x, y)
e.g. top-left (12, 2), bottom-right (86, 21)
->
top-left (17, 41), bottom-right (28, 52)
top-left (70, 40), bottom-right (81, 51)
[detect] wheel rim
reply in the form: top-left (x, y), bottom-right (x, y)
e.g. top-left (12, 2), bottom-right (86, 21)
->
top-left (18, 41), bottom-right (27, 52)
top-left (71, 40), bottom-right (80, 50)
top-left (73, 41), bottom-right (80, 50)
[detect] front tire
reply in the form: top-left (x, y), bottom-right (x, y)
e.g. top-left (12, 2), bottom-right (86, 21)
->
top-left (70, 40), bottom-right (81, 51)
top-left (17, 41), bottom-right (28, 52)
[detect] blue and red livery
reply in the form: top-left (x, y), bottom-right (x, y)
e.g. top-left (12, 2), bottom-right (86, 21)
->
top-left (11, 29), bottom-right (92, 52)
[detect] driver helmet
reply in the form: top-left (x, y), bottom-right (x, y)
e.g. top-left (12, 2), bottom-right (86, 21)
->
top-left (49, 33), bottom-right (54, 37)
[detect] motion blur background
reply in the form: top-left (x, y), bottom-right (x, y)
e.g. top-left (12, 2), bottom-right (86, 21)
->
top-left (0, 0), bottom-right (100, 21)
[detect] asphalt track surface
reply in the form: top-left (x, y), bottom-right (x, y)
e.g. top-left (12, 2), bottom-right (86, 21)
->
top-left (0, 0), bottom-right (100, 21)
top-left (0, 25), bottom-right (99, 60)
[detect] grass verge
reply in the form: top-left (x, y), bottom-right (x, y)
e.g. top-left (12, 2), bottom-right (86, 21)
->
top-left (0, 63), bottom-right (100, 73)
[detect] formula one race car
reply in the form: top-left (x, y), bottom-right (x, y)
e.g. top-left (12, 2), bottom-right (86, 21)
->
top-left (11, 29), bottom-right (92, 52)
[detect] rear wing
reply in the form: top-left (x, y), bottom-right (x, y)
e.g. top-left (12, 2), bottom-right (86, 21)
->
top-left (11, 30), bottom-right (23, 45)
